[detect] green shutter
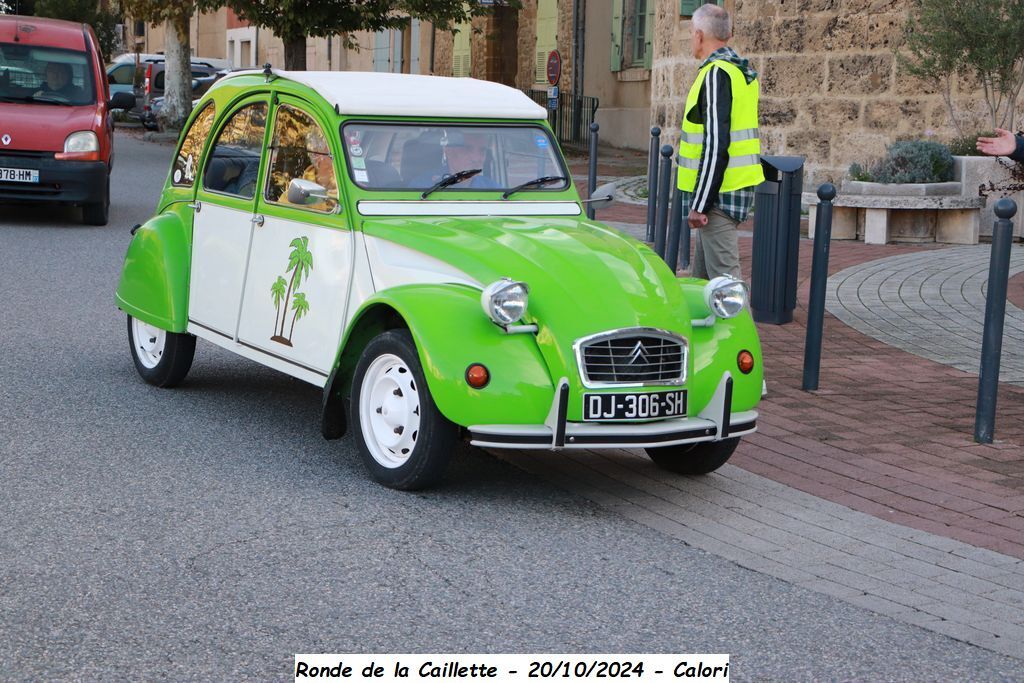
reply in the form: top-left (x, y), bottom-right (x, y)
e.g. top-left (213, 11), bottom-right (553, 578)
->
top-left (643, 0), bottom-right (655, 69)
top-left (611, 0), bottom-right (623, 72)
top-left (681, 0), bottom-right (723, 15)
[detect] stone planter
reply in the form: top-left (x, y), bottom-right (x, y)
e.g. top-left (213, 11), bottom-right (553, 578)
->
top-left (953, 155), bottom-right (1024, 240)
top-left (803, 179), bottom-right (984, 245)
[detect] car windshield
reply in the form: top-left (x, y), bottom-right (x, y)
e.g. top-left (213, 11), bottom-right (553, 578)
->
top-left (0, 43), bottom-right (96, 106)
top-left (341, 123), bottom-right (569, 193)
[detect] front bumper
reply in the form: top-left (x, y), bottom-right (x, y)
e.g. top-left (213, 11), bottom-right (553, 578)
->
top-left (469, 372), bottom-right (757, 450)
top-left (0, 152), bottom-right (107, 206)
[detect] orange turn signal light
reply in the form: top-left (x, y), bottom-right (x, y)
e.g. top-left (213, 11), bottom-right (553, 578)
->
top-left (737, 350), bottom-right (755, 374)
top-left (465, 363), bottom-right (490, 389)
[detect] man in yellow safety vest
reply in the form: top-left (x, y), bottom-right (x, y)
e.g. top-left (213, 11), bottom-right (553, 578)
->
top-left (677, 3), bottom-right (764, 280)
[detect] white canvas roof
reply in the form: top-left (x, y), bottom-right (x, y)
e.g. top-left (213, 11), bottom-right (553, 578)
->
top-left (217, 70), bottom-right (548, 120)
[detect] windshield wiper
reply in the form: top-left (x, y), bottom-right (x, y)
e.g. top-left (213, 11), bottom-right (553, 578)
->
top-left (501, 175), bottom-right (568, 200)
top-left (419, 168), bottom-right (482, 200)
top-left (30, 95), bottom-right (73, 106)
top-left (0, 94), bottom-right (72, 106)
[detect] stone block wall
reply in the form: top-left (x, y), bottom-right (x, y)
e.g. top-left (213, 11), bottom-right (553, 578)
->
top-left (649, 0), bottom-right (995, 188)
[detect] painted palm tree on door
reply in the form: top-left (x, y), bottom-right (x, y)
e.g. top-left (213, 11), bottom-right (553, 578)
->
top-left (270, 236), bottom-right (313, 347)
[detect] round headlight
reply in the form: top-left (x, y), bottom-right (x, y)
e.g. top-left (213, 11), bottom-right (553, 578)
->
top-left (481, 279), bottom-right (529, 326)
top-left (704, 276), bottom-right (748, 319)
top-left (64, 131), bottom-right (99, 154)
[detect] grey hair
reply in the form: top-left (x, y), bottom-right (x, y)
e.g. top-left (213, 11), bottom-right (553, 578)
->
top-left (692, 4), bottom-right (732, 41)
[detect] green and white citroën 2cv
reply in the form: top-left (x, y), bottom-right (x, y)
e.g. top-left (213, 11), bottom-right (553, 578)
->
top-left (116, 70), bottom-right (763, 489)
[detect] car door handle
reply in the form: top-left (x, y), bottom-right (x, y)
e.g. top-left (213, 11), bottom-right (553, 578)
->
top-left (188, 201), bottom-right (201, 213)
top-left (251, 214), bottom-right (265, 227)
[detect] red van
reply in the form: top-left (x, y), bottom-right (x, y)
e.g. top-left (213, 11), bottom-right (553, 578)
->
top-left (0, 16), bottom-right (134, 225)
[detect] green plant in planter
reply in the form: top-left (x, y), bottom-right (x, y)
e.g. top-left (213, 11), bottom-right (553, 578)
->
top-left (949, 130), bottom-right (997, 157)
top-left (849, 140), bottom-right (955, 184)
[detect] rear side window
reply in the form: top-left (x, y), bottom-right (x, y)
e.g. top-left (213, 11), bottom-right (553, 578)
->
top-left (202, 102), bottom-right (268, 199)
top-left (172, 103), bottom-right (215, 188)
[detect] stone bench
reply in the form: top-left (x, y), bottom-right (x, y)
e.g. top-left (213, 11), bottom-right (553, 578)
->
top-left (802, 181), bottom-right (985, 245)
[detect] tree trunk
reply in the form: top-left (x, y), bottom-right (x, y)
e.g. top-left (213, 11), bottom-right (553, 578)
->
top-left (158, 11), bottom-right (194, 132)
top-left (284, 36), bottom-right (307, 71)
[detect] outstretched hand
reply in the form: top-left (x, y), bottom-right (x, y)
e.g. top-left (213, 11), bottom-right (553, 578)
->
top-left (976, 128), bottom-right (1017, 157)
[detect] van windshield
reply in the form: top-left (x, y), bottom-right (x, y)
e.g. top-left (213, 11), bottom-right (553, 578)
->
top-left (0, 43), bottom-right (96, 107)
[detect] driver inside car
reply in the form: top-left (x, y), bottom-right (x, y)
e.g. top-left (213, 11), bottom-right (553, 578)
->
top-left (442, 131), bottom-right (498, 188)
top-left (35, 62), bottom-right (77, 99)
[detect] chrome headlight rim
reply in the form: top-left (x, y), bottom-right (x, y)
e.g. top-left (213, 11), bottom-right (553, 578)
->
top-left (480, 278), bottom-right (529, 326)
top-left (64, 130), bottom-right (99, 154)
top-left (703, 276), bottom-right (748, 319)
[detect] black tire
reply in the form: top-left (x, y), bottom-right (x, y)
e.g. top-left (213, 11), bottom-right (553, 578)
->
top-left (349, 329), bottom-right (457, 490)
top-left (82, 174), bottom-right (110, 226)
top-left (645, 437), bottom-right (740, 475)
top-left (127, 315), bottom-right (196, 388)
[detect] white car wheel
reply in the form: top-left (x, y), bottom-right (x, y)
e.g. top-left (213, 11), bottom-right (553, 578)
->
top-left (131, 317), bottom-right (167, 369)
top-left (358, 353), bottom-right (422, 469)
top-left (350, 330), bottom-right (456, 490)
top-left (126, 315), bottom-right (196, 388)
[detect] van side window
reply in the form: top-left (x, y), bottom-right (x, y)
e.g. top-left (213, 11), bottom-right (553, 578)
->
top-left (172, 103), bottom-right (215, 188)
top-left (202, 102), bottom-right (268, 199)
top-left (264, 105), bottom-right (338, 213)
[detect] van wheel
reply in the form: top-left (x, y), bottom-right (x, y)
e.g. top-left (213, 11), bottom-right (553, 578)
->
top-left (350, 330), bottom-right (456, 490)
top-left (127, 315), bottom-right (196, 387)
top-left (83, 175), bottom-right (110, 225)
top-left (645, 438), bottom-right (740, 475)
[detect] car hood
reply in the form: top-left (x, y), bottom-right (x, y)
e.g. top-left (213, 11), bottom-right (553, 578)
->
top-left (362, 215), bottom-right (695, 374)
top-left (0, 103), bottom-right (98, 152)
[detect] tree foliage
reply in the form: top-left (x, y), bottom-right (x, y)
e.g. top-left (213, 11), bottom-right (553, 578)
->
top-left (32, 0), bottom-right (120, 60)
top-left (217, 0), bottom-right (507, 70)
top-left (901, 0), bottom-right (1024, 134)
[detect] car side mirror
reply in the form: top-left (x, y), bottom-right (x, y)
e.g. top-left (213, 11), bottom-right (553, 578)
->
top-left (108, 91), bottom-right (136, 110)
top-left (287, 178), bottom-right (330, 205)
top-left (584, 182), bottom-right (617, 210)
top-left (191, 79), bottom-right (200, 90)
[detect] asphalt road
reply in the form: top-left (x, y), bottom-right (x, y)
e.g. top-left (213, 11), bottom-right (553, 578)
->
top-left (1, 134), bottom-right (1021, 681)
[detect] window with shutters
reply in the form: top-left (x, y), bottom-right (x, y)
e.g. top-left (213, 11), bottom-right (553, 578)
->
top-left (612, 0), bottom-right (655, 71)
top-left (452, 23), bottom-right (472, 77)
top-left (534, 0), bottom-right (558, 83)
top-left (680, 0), bottom-right (723, 16)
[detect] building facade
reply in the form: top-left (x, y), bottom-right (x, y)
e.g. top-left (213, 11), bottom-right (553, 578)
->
top-left (129, 1), bottom-right (990, 187)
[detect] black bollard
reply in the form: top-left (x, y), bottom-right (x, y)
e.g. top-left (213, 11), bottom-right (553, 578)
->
top-left (587, 122), bottom-right (600, 220)
top-left (665, 184), bottom-right (684, 272)
top-left (646, 126), bottom-right (661, 242)
top-left (653, 145), bottom-right (674, 259)
top-left (802, 183), bottom-right (837, 392)
top-left (974, 199), bottom-right (1017, 443)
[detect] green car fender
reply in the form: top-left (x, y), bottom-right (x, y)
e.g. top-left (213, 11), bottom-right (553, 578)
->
top-left (325, 283), bottom-right (556, 434)
top-left (115, 206), bottom-right (191, 332)
top-left (677, 279), bottom-right (763, 414)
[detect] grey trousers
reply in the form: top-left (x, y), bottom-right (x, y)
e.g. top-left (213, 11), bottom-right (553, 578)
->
top-left (691, 207), bottom-right (742, 280)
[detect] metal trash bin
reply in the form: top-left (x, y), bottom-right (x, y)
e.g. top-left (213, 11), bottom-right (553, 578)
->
top-left (750, 155), bottom-right (805, 324)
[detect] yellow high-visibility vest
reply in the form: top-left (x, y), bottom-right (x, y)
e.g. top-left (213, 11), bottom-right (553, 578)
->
top-left (677, 59), bottom-right (764, 194)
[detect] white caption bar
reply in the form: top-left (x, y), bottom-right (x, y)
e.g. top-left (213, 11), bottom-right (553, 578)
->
top-left (295, 654), bottom-right (729, 682)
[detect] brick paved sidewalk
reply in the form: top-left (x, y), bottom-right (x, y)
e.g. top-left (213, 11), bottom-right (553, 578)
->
top-left (568, 154), bottom-right (1024, 559)
top-left (735, 236), bottom-right (1024, 559)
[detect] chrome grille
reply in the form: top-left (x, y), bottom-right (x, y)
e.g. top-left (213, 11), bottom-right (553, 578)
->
top-left (577, 329), bottom-right (687, 387)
